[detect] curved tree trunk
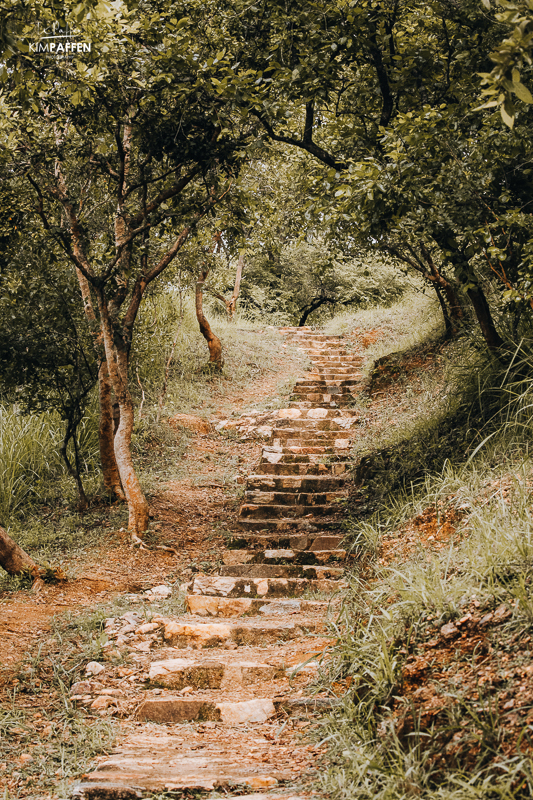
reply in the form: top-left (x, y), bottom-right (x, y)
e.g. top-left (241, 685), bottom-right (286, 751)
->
top-left (196, 267), bottom-right (223, 370)
top-left (298, 297), bottom-right (334, 327)
top-left (99, 360), bottom-right (125, 500)
top-left (433, 284), bottom-right (454, 339)
top-left (0, 526), bottom-right (41, 577)
top-left (467, 286), bottom-right (504, 351)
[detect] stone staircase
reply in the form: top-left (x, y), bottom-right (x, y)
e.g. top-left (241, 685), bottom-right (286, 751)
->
top-left (74, 327), bottom-right (363, 800)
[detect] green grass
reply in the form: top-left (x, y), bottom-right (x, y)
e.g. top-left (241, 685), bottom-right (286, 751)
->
top-left (322, 286), bottom-right (443, 367)
top-left (315, 320), bottom-right (533, 798)
top-left (131, 296), bottom-right (290, 419)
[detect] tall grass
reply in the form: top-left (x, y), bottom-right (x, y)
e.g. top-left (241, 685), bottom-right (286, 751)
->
top-left (0, 407), bottom-right (63, 523)
top-left (0, 404), bottom-right (100, 525)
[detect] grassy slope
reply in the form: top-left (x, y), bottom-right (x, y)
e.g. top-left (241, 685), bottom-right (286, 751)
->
top-left (316, 294), bottom-right (533, 799)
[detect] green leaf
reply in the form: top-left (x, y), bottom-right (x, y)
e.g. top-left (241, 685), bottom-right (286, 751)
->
top-left (512, 81), bottom-right (533, 103)
top-left (500, 101), bottom-right (515, 128)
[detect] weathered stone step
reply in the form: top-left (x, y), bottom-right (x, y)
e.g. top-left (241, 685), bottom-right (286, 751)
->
top-left (294, 378), bottom-right (361, 387)
top-left (277, 407), bottom-right (359, 418)
top-left (219, 564), bottom-right (344, 579)
top-left (296, 340), bottom-right (347, 347)
top-left (274, 696), bottom-right (341, 713)
top-left (222, 548), bottom-right (347, 565)
top-left (236, 517), bottom-right (342, 533)
top-left (228, 533), bottom-right (345, 551)
top-left (273, 419), bottom-right (358, 431)
top-left (137, 693), bottom-right (340, 725)
top-left (239, 503), bottom-right (341, 519)
top-left (289, 400), bottom-right (354, 409)
top-left (188, 575), bottom-right (343, 598)
top-left (186, 595), bottom-right (336, 617)
top-left (137, 695), bottom-right (277, 724)
top-left (157, 616), bottom-right (315, 647)
top-left (273, 428), bottom-right (353, 440)
top-left (243, 490), bottom-right (345, 507)
top-left (149, 658), bottom-right (284, 689)
top-left (247, 475), bottom-right (346, 492)
top-left (74, 728), bottom-right (298, 796)
top-left (258, 463), bottom-right (349, 476)
top-left (303, 348), bottom-right (353, 356)
top-left (272, 444), bottom-right (351, 455)
top-left (290, 392), bottom-right (360, 403)
top-left (287, 333), bottom-right (341, 340)
top-left (311, 355), bottom-right (363, 362)
top-left (261, 446), bottom-right (350, 464)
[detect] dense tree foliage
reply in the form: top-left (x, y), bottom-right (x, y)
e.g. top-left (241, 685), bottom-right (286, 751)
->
top-left (2, 0), bottom-right (533, 543)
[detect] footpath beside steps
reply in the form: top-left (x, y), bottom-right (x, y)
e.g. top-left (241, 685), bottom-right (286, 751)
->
top-left (74, 327), bottom-right (364, 800)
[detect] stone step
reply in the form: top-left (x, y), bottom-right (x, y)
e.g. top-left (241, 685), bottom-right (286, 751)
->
top-left (261, 447), bottom-right (350, 465)
top-left (273, 419), bottom-right (358, 431)
top-left (244, 490), bottom-right (345, 507)
top-left (236, 517), bottom-right (341, 533)
top-left (74, 728), bottom-right (299, 795)
top-left (258, 463), bottom-right (350, 476)
top-left (272, 444), bottom-right (351, 455)
top-left (290, 390), bottom-right (359, 401)
top-left (136, 695), bottom-right (273, 724)
top-left (149, 657), bottom-right (285, 690)
top-left (157, 616), bottom-right (316, 647)
top-left (289, 396), bottom-right (357, 406)
top-left (276, 407), bottom-right (359, 419)
top-left (295, 338), bottom-right (346, 345)
top-left (219, 564), bottom-right (344, 579)
top-left (136, 693), bottom-right (340, 725)
top-left (246, 475), bottom-right (346, 492)
top-left (239, 503), bottom-right (341, 519)
top-left (287, 333), bottom-right (341, 340)
top-left (293, 379), bottom-right (362, 389)
top-left (188, 575), bottom-right (343, 598)
top-left (223, 548), bottom-right (346, 565)
top-left (186, 595), bottom-right (337, 617)
top-left (303, 348), bottom-right (352, 355)
top-left (305, 371), bottom-right (362, 380)
top-left (273, 428), bottom-right (353, 440)
top-left (311, 355), bottom-right (363, 362)
top-left (228, 533), bottom-right (345, 551)
top-left (288, 400), bottom-right (354, 409)
top-left (274, 696), bottom-right (340, 714)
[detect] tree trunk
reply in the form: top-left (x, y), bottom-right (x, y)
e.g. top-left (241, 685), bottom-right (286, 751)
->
top-left (59, 411), bottom-right (89, 512)
top-left (467, 285), bottom-right (504, 352)
top-left (442, 283), bottom-right (464, 323)
top-left (433, 284), bottom-right (454, 339)
top-left (298, 297), bottom-right (334, 327)
top-left (114, 375), bottom-right (149, 536)
top-left (98, 360), bottom-right (125, 500)
top-left (0, 526), bottom-right (41, 577)
top-left (196, 267), bottom-right (223, 369)
top-left (228, 253), bottom-right (244, 318)
top-left (97, 293), bottom-right (150, 539)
